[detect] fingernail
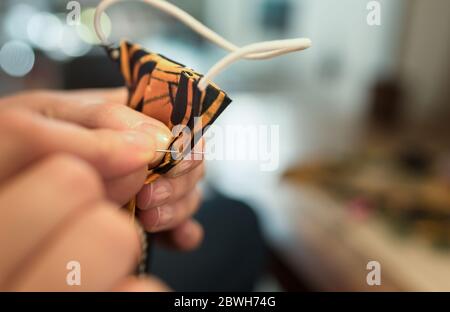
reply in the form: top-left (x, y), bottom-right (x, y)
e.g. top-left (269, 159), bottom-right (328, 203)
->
top-left (155, 205), bottom-right (173, 228)
top-left (146, 205), bottom-right (174, 232)
top-left (134, 122), bottom-right (173, 163)
top-left (136, 123), bottom-right (172, 145)
top-left (150, 179), bottom-right (172, 208)
top-left (122, 131), bottom-right (155, 161)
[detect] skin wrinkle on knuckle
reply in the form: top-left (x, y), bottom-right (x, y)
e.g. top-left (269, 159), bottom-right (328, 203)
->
top-left (153, 165), bottom-right (203, 208)
top-left (25, 91), bottom-right (58, 118)
top-left (137, 183), bottom-right (153, 209)
top-left (142, 205), bottom-right (170, 233)
top-left (159, 189), bottom-right (202, 231)
top-left (39, 103), bottom-right (57, 120)
top-left (145, 206), bottom-right (161, 231)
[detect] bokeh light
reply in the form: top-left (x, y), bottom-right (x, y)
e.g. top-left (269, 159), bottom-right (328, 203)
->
top-left (76, 8), bottom-right (111, 45)
top-left (27, 12), bottom-right (64, 51)
top-left (4, 4), bottom-right (37, 41)
top-left (59, 25), bottom-right (92, 57)
top-left (0, 41), bottom-right (35, 77)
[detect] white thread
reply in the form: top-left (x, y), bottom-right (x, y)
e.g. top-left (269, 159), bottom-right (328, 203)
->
top-left (94, 0), bottom-right (311, 91)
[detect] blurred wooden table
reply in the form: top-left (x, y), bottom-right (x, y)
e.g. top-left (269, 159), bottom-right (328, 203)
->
top-left (267, 182), bottom-right (450, 291)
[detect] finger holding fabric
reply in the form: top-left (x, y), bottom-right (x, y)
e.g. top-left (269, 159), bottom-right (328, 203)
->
top-left (136, 140), bottom-right (206, 250)
top-left (0, 88), bottom-right (175, 291)
top-left (0, 90), bottom-right (173, 204)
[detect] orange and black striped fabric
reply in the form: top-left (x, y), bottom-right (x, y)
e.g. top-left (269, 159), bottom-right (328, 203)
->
top-left (106, 40), bottom-right (232, 184)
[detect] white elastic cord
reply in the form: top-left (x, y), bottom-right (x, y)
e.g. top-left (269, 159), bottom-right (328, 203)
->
top-left (94, 0), bottom-right (312, 91)
top-left (198, 39), bottom-right (311, 90)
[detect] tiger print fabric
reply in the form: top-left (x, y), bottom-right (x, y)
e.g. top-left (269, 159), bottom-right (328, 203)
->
top-left (105, 40), bottom-right (232, 208)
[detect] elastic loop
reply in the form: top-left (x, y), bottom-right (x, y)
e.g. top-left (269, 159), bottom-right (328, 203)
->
top-left (94, 0), bottom-right (312, 90)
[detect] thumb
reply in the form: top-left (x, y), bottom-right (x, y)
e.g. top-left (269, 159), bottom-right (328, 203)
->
top-left (92, 122), bottom-right (173, 176)
top-left (0, 109), bottom-right (173, 182)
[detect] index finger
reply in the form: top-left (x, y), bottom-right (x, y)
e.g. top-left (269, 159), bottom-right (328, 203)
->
top-left (1, 88), bottom-right (168, 133)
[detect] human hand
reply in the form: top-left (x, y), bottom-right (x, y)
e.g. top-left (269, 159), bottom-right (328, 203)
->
top-left (0, 88), bottom-right (204, 290)
top-left (1, 88), bottom-right (205, 250)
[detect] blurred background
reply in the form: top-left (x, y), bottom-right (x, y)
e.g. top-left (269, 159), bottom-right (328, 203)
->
top-left (0, 0), bottom-right (449, 291)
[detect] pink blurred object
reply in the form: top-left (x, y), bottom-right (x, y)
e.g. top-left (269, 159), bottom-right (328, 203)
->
top-left (347, 197), bottom-right (374, 221)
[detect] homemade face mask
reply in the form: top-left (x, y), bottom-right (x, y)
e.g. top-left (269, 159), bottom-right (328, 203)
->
top-left (105, 41), bottom-right (232, 185)
top-left (94, 0), bottom-right (311, 274)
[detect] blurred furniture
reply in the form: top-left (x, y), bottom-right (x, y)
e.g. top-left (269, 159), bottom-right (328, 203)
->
top-left (269, 182), bottom-right (450, 291)
top-left (208, 92), bottom-right (450, 292)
